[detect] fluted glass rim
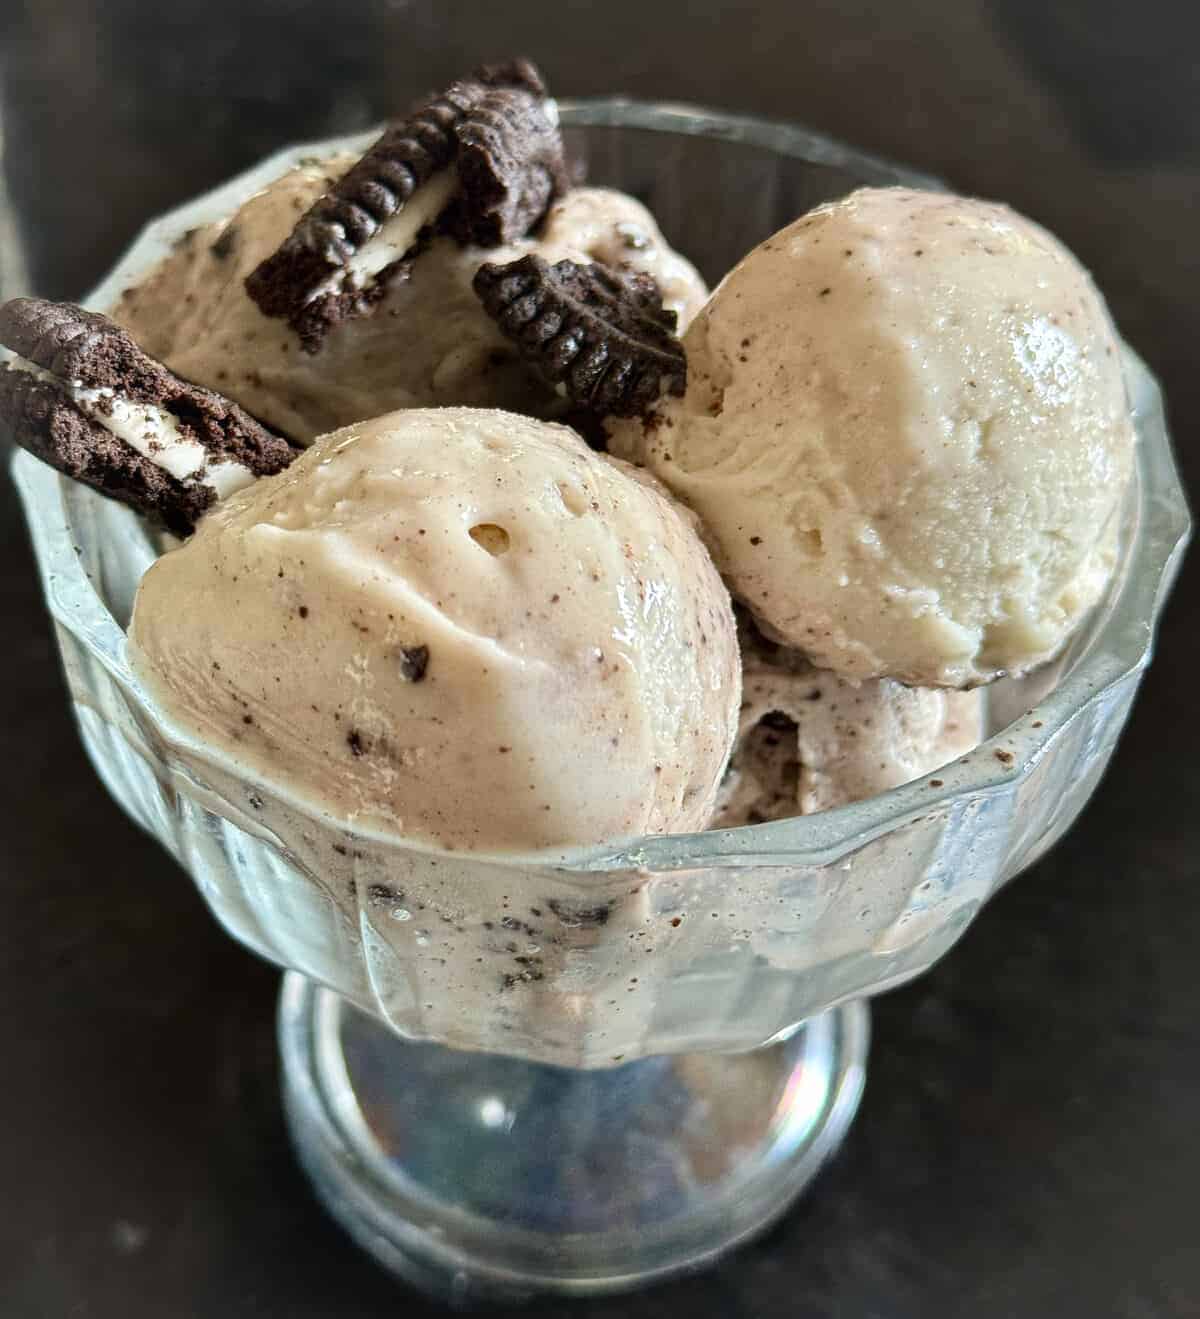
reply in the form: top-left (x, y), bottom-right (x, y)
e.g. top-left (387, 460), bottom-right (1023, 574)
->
top-left (11, 97), bottom-right (1191, 880)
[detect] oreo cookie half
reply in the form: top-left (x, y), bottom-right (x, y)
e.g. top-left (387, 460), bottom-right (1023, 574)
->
top-left (245, 58), bottom-right (567, 352)
top-left (472, 255), bottom-right (687, 419)
top-left (0, 298), bottom-right (297, 535)
top-left (445, 77), bottom-right (567, 248)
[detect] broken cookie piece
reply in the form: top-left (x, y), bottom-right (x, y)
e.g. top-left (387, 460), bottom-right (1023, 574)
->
top-left (473, 255), bottom-right (686, 418)
top-left (0, 298), bottom-right (296, 534)
top-left (244, 58), bottom-right (566, 351)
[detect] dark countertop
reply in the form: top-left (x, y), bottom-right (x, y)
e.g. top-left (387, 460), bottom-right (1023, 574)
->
top-left (1, 2), bottom-right (1197, 1315)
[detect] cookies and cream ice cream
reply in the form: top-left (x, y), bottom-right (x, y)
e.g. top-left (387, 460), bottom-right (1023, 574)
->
top-left (129, 407), bottom-right (739, 854)
top-left (3, 57), bottom-right (1160, 1079)
top-left (711, 618), bottom-right (983, 828)
top-left (114, 157), bottom-right (706, 444)
top-left (610, 187), bottom-right (1136, 688)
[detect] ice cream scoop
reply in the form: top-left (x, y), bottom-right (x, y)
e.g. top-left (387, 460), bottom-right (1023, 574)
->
top-left (129, 407), bottom-right (740, 854)
top-left (711, 617), bottom-right (983, 828)
top-left (113, 155), bottom-right (707, 444)
top-left (610, 187), bottom-right (1136, 687)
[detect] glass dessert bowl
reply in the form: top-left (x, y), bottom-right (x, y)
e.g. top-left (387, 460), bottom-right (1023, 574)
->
top-left (12, 101), bottom-right (1188, 1302)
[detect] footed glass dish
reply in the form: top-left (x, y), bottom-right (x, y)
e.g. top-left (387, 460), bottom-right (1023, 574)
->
top-left (12, 101), bottom-right (1189, 1302)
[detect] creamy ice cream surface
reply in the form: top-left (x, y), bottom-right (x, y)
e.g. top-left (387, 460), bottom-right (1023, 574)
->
top-left (711, 619), bottom-right (983, 829)
top-left (113, 154), bottom-right (706, 444)
top-left (610, 187), bottom-right (1136, 687)
top-left (129, 407), bottom-right (739, 854)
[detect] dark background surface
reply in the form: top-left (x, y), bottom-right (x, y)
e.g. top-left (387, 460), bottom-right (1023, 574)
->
top-left (1, 1), bottom-right (1198, 1315)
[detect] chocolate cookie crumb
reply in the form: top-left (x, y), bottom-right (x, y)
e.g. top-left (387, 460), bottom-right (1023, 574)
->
top-left (398, 643), bottom-right (430, 681)
top-left (546, 897), bottom-right (613, 927)
top-left (211, 225), bottom-right (240, 260)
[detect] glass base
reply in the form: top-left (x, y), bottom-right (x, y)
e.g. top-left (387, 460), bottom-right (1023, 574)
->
top-left (278, 973), bottom-right (869, 1303)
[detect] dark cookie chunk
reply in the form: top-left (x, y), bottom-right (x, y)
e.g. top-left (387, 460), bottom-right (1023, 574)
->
top-left (472, 255), bottom-right (687, 418)
top-left (210, 224), bottom-right (240, 260)
top-left (545, 896), bottom-right (614, 927)
top-left (245, 58), bottom-right (564, 352)
top-left (0, 368), bottom-right (214, 536)
top-left (444, 85), bottom-right (568, 248)
top-left (0, 298), bottom-right (296, 534)
top-left (397, 644), bottom-right (430, 682)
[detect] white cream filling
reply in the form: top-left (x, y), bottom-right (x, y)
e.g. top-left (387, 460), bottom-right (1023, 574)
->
top-left (309, 168), bottom-right (459, 301)
top-left (9, 358), bottom-right (256, 498)
top-left (201, 459), bottom-right (259, 500)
